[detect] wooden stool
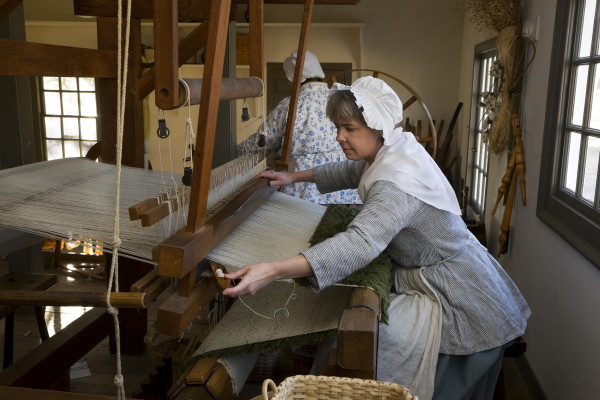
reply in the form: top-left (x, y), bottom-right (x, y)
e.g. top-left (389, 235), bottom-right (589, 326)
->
top-left (0, 272), bottom-right (57, 368)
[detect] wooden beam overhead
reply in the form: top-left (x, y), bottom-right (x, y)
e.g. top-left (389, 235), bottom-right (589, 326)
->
top-left (74, 0), bottom-right (210, 20)
top-left (153, 0), bottom-right (180, 109)
top-left (0, 38), bottom-right (116, 77)
top-left (137, 22), bottom-right (210, 100)
top-left (0, 0), bottom-right (23, 22)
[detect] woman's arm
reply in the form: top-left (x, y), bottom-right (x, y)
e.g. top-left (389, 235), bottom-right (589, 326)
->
top-left (257, 169), bottom-right (314, 186)
top-left (222, 254), bottom-right (313, 297)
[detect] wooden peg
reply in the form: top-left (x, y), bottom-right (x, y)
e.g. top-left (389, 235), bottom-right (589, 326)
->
top-left (511, 114), bottom-right (527, 206)
top-left (492, 152), bottom-right (516, 215)
top-left (498, 170), bottom-right (517, 258)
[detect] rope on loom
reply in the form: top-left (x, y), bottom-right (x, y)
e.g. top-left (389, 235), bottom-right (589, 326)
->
top-left (107, 0), bottom-right (131, 397)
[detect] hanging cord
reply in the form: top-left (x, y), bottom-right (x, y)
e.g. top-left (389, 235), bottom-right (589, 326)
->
top-left (108, 0), bottom-right (132, 398)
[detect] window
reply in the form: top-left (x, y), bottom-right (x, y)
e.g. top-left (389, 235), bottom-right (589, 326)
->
top-left (40, 77), bottom-right (98, 160)
top-left (538, 0), bottom-right (600, 268)
top-left (467, 39), bottom-right (497, 215)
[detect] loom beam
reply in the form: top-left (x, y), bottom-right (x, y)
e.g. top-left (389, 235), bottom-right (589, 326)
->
top-left (177, 77), bottom-right (264, 107)
top-left (0, 290), bottom-right (149, 309)
top-left (158, 177), bottom-right (276, 278)
top-left (73, 0), bottom-right (210, 20)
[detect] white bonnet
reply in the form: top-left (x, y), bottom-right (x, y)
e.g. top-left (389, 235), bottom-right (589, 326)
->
top-left (331, 76), bottom-right (403, 145)
top-left (283, 50), bottom-right (325, 83)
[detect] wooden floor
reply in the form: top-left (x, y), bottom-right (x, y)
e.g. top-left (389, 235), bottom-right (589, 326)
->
top-left (0, 251), bottom-right (545, 400)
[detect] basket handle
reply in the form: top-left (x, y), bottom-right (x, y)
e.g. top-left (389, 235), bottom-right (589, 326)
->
top-left (262, 379), bottom-right (278, 399)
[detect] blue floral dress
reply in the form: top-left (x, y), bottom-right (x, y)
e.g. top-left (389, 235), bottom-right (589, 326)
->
top-left (246, 82), bottom-right (361, 204)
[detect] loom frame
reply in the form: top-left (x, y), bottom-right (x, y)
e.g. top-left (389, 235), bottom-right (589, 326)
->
top-left (0, 0), bottom-right (376, 398)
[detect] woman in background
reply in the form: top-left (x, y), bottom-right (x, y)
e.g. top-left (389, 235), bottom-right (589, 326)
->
top-left (240, 49), bottom-right (360, 204)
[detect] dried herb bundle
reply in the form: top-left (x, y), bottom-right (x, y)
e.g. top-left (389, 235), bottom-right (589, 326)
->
top-left (456, 0), bottom-right (522, 32)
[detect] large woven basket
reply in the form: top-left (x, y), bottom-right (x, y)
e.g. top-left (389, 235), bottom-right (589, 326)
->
top-left (261, 375), bottom-right (418, 400)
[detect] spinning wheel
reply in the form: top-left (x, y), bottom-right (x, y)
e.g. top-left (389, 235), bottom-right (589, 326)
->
top-left (326, 69), bottom-right (437, 157)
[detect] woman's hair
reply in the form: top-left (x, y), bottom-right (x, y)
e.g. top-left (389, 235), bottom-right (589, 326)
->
top-left (326, 90), bottom-right (367, 125)
top-left (327, 90), bottom-right (384, 141)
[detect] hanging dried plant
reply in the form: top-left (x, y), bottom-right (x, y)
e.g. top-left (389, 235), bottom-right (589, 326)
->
top-left (455, 0), bottom-right (522, 32)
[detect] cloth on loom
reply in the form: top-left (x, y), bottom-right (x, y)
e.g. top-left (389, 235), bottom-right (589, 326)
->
top-left (187, 280), bottom-right (354, 362)
top-left (188, 203), bottom-right (394, 365)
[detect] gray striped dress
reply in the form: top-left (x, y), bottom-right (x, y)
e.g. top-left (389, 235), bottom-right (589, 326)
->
top-left (302, 160), bottom-right (530, 355)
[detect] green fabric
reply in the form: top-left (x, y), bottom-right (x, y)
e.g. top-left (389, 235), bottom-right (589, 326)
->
top-left (296, 204), bottom-right (393, 323)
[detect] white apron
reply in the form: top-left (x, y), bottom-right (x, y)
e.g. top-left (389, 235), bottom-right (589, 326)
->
top-left (377, 267), bottom-right (443, 400)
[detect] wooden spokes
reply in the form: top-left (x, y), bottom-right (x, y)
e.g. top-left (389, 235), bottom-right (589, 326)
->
top-left (326, 69), bottom-right (437, 157)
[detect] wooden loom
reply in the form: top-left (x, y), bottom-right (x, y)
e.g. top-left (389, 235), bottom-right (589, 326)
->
top-left (0, 0), bottom-right (377, 398)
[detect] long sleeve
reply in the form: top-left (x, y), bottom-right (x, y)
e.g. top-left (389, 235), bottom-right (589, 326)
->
top-left (302, 180), bottom-right (420, 290)
top-left (313, 160), bottom-right (367, 194)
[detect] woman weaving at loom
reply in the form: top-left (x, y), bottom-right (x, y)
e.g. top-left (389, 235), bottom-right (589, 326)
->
top-left (240, 50), bottom-right (360, 204)
top-left (223, 76), bottom-right (530, 400)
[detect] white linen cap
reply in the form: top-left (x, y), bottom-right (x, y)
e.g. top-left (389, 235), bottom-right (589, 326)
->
top-left (283, 50), bottom-right (325, 83)
top-left (331, 76), bottom-right (403, 145)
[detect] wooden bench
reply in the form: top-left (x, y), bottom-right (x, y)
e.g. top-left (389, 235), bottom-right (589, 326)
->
top-left (0, 272), bottom-right (57, 368)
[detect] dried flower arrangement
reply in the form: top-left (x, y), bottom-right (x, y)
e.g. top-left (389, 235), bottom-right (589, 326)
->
top-left (457, 0), bottom-right (522, 32)
top-left (456, 0), bottom-right (532, 257)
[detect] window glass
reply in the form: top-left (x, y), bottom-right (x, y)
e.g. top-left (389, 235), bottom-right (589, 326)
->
top-left (61, 77), bottom-right (78, 91)
top-left (44, 92), bottom-right (61, 115)
top-left (589, 67), bottom-right (600, 129)
top-left (564, 131), bottom-right (581, 193)
top-left (80, 118), bottom-right (97, 140)
top-left (62, 92), bottom-right (79, 116)
top-left (43, 77), bottom-right (59, 90)
top-left (64, 140), bottom-right (81, 158)
top-left (582, 136), bottom-right (600, 201)
top-left (80, 93), bottom-right (97, 117)
top-left (79, 77), bottom-right (95, 91)
top-left (571, 65), bottom-right (589, 126)
top-left (580, 0), bottom-right (596, 57)
top-left (44, 117), bottom-right (62, 138)
top-left (46, 140), bottom-right (63, 160)
top-left (63, 117), bottom-right (79, 139)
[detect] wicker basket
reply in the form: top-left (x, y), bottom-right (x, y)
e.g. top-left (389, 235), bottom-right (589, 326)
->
top-left (261, 375), bottom-right (418, 400)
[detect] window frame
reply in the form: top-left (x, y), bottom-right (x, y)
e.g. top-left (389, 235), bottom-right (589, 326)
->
top-left (467, 38), bottom-right (497, 216)
top-left (538, 0), bottom-right (600, 269)
top-left (38, 76), bottom-right (99, 161)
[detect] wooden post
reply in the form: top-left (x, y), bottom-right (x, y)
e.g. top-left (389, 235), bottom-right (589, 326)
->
top-left (153, 0), bottom-right (180, 110)
top-left (186, 0), bottom-right (233, 232)
top-left (278, 0), bottom-right (315, 171)
top-left (337, 288), bottom-right (379, 379)
top-left (248, 0), bottom-right (264, 80)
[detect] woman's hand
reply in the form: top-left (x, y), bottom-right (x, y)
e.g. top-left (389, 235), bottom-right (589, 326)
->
top-left (222, 255), bottom-right (313, 298)
top-left (222, 263), bottom-right (278, 297)
top-left (256, 169), bottom-right (314, 187)
top-left (256, 170), bottom-right (295, 187)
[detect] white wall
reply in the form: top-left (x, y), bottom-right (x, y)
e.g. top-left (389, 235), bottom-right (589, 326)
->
top-left (456, 1), bottom-right (600, 398)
